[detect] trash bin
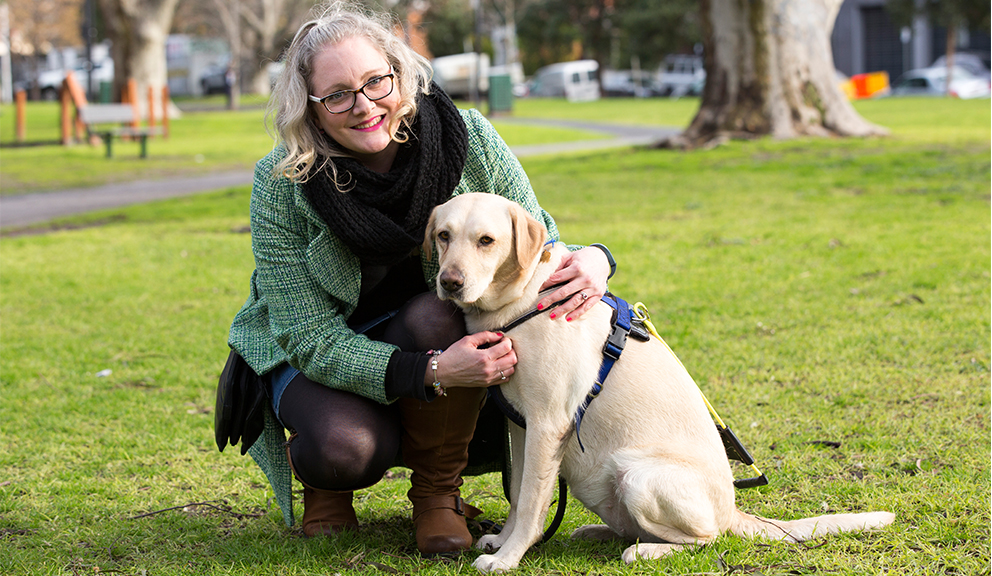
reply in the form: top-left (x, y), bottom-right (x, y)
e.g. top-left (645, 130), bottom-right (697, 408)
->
top-left (99, 81), bottom-right (112, 103)
top-left (488, 74), bottom-right (513, 113)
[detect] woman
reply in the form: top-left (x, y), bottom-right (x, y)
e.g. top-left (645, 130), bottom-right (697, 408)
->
top-left (226, 0), bottom-right (613, 556)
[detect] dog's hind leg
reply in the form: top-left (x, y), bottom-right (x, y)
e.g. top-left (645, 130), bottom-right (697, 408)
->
top-left (612, 453), bottom-right (728, 548)
top-left (571, 524), bottom-right (623, 541)
top-left (621, 542), bottom-right (691, 564)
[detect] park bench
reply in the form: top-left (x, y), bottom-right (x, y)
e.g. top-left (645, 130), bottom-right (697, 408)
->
top-left (78, 104), bottom-right (160, 158)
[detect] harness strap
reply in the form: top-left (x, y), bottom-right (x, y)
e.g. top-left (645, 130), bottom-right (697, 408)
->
top-left (487, 386), bottom-right (527, 429)
top-left (574, 293), bottom-right (633, 452)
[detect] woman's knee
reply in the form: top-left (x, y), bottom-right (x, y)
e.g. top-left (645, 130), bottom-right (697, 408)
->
top-left (280, 377), bottom-right (401, 491)
top-left (291, 423), bottom-right (399, 490)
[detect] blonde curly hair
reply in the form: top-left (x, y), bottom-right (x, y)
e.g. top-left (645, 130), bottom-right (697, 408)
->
top-left (267, 1), bottom-right (434, 183)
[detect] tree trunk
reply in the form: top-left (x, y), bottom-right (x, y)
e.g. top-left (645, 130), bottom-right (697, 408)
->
top-left (943, 25), bottom-right (956, 96)
top-left (241, 0), bottom-right (310, 97)
top-left (212, 0), bottom-right (240, 110)
top-left (664, 0), bottom-right (887, 149)
top-left (98, 0), bottom-right (178, 118)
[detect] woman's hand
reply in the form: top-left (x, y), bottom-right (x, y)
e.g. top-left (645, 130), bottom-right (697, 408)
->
top-left (426, 331), bottom-right (517, 388)
top-left (537, 246), bottom-right (611, 321)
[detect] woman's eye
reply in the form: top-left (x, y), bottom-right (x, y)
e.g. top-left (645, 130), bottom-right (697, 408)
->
top-left (326, 92), bottom-right (346, 102)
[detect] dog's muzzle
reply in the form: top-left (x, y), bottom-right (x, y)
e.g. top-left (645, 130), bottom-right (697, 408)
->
top-left (439, 268), bottom-right (465, 295)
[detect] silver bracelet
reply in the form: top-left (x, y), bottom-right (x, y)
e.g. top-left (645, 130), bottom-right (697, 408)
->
top-left (428, 349), bottom-right (446, 396)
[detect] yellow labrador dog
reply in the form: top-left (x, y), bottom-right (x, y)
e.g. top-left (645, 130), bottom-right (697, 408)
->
top-left (424, 193), bottom-right (894, 573)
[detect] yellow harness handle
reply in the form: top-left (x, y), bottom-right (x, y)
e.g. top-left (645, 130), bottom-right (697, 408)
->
top-left (632, 302), bottom-right (764, 481)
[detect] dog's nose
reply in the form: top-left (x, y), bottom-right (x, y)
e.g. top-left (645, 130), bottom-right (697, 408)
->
top-left (439, 269), bottom-right (464, 292)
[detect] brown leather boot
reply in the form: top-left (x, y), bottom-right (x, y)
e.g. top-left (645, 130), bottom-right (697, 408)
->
top-left (399, 387), bottom-right (487, 555)
top-left (286, 434), bottom-right (359, 536)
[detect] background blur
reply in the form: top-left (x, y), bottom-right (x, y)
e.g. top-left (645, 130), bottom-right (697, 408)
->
top-left (3, 0), bottom-right (989, 105)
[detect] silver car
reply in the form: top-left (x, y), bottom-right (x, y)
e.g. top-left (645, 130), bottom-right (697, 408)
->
top-left (889, 65), bottom-right (990, 99)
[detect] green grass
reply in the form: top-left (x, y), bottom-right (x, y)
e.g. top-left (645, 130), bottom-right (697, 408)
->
top-left (510, 96), bottom-right (702, 127)
top-left (0, 98), bottom-right (609, 195)
top-left (1, 98), bottom-right (989, 575)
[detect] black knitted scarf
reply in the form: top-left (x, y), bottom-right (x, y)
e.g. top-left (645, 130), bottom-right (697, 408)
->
top-left (303, 86), bottom-right (468, 266)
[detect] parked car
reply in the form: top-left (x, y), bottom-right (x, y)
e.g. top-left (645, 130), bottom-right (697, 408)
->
top-left (35, 60), bottom-right (114, 100)
top-left (431, 53), bottom-right (490, 99)
top-left (889, 65), bottom-right (991, 99)
top-left (657, 54), bottom-right (705, 97)
top-left (527, 60), bottom-right (600, 101)
top-left (931, 51), bottom-right (991, 83)
top-left (601, 69), bottom-right (658, 97)
top-left (200, 64), bottom-right (231, 95)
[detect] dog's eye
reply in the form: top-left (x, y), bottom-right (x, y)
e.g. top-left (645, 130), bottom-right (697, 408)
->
top-left (479, 236), bottom-right (494, 246)
top-left (437, 231), bottom-right (450, 242)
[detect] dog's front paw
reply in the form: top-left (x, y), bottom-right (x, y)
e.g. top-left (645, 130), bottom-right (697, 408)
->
top-left (473, 553), bottom-right (516, 573)
top-left (475, 534), bottom-right (504, 553)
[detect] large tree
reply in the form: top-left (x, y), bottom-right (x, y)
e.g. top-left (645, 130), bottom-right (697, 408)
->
top-left (240, 0), bottom-right (310, 96)
top-left (173, 0), bottom-right (310, 99)
top-left (211, 0), bottom-right (241, 109)
top-left (665, 0), bottom-right (887, 149)
top-left (98, 0), bottom-right (179, 115)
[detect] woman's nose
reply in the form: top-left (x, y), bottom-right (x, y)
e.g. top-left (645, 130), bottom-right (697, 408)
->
top-left (351, 91), bottom-right (375, 114)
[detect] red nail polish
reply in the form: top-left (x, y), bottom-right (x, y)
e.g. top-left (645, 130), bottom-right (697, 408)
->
top-left (537, 303), bottom-right (544, 310)
top-left (549, 313), bottom-right (556, 319)
top-left (566, 317), bottom-right (572, 322)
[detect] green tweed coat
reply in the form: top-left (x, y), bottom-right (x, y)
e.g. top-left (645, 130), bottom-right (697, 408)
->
top-left (228, 108), bottom-right (560, 526)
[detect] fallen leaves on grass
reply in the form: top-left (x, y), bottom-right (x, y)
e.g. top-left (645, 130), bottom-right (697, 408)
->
top-left (715, 548), bottom-right (833, 574)
top-left (804, 440), bottom-right (842, 449)
top-left (130, 499), bottom-right (265, 520)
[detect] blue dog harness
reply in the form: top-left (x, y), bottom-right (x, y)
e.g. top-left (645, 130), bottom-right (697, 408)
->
top-left (572, 293), bottom-right (647, 451)
top-left (487, 291), bottom-right (648, 451)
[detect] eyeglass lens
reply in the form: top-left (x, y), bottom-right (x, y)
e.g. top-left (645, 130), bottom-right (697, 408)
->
top-left (324, 75), bottom-right (393, 113)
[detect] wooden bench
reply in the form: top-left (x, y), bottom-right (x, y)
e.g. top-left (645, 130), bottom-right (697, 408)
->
top-left (78, 104), bottom-right (160, 158)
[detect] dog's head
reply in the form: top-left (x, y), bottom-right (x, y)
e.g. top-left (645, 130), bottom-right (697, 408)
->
top-left (423, 193), bottom-right (547, 310)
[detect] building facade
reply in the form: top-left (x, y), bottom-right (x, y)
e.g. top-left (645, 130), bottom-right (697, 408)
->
top-left (832, 0), bottom-right (990, 81)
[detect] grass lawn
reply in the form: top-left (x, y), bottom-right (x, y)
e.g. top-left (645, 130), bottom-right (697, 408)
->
top-left (0, 97), bottom-right (989, 575)
top-left (0, 97), bottom-right (611, 195)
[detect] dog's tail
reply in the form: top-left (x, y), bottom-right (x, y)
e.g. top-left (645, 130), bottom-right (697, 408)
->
top-left (728, 509), bottom-right (895, 542)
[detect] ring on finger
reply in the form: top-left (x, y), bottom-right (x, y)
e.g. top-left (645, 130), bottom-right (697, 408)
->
top-left (580, 292), bottom-right (589, 301)
top-left (499, 369), bottom-right (506, 380)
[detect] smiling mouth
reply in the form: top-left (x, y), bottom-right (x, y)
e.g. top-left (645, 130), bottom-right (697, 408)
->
top-left (352, 115), bottom-right (385, 131)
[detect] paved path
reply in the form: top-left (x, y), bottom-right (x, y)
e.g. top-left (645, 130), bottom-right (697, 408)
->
top-left (0, 120), bottom-right (678, 229)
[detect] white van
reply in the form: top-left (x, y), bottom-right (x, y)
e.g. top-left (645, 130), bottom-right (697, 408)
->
top-left (657, 54), bottom-right (705, 97)
top-left (431, 53), bottom-right (490, 99)
top-left (527, 60), bottom-right (600, 101)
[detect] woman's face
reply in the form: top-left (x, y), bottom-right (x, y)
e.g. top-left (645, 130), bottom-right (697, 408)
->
top-left (310, 36), bottom-right (400, 172)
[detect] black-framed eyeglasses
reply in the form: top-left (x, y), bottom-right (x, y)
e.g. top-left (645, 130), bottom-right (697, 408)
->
top-left (309, 72), bottom-right (395, 114)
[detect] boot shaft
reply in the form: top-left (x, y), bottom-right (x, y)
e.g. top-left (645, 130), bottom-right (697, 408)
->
top-left (400, 387), bottom-right (487, 498)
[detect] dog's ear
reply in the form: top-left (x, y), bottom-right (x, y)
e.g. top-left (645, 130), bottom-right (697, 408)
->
top-left (510, 203), bottom-right (547, 269)
top-left (422, 207), bottom-right (438, 260)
